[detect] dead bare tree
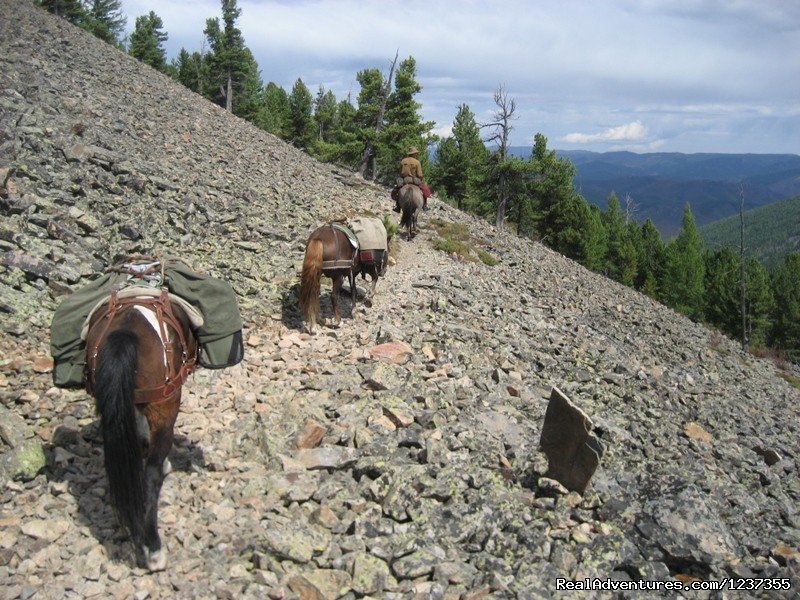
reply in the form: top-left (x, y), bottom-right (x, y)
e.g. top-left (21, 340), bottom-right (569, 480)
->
top-left (481, 86), bottom-right (517, 229)
top-left (624, 193), bottom-right (639, 224)
top-left (358, 50), bottom-right (399, 179)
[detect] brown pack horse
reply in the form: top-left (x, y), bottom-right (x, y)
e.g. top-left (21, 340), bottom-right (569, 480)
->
top-left (85, 290), bottom-right (197, 571)
top-left (398, 184), bottom-right (424, 239)
top-left (299, 224), bottom-right (361, 333)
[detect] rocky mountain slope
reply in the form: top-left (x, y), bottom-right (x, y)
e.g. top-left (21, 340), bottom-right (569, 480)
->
top-left (1, 1), bottom-right (798, 598)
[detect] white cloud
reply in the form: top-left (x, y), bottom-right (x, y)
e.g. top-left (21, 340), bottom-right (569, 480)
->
top-left (563, 121), bottom-right (649, 144)
top-left (431, 124), bottom-right (453, 139)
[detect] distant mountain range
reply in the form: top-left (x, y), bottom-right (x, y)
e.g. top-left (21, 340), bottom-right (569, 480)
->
top-left (508, 149), bottom-right (800, 237)
top-left (699, 195), bottom-right (800, 268)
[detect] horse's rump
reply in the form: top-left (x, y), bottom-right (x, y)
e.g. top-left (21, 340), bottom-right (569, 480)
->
top-left (398, 184), bottom-right (424, 231)
top-left (85, 291), bottom-right (197, 405)
top-left (398, 184), bottom-right (424, 210)
top-left (299, 224), bottom-right (363, 332)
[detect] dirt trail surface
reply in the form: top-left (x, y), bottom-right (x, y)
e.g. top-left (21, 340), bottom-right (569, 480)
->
top-left (1, 1), bottom-right (799, 598)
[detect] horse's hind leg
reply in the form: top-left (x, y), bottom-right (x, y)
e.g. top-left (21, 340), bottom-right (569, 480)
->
top-left (364, 273), bottom-right (378, 308)
top-left (141, 403), bottom-right (178, 572)
top-left (348, 271), bottom-right (358, 318)
top-left (331, 275), bottom-right (343, 326)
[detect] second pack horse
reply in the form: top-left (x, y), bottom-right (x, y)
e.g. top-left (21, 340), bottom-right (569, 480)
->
top-left (299, 218), bottom-right (390, 333)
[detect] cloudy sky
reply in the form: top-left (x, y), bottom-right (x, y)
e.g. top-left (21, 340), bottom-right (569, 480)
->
top-left (119, 0), bottom-right (800, 154)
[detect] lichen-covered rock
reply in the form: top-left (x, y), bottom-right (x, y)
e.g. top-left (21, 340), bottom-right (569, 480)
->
top-left (0, 407), bottom-right (46, 482)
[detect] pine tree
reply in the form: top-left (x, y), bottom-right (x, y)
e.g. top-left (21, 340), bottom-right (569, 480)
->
top-left (37, 0), bottom-right (85, 25)
top-left (546, 195), bottom-right (607, 268)
top-left (317, 98), bottom-right (361, 166)
top-left (451, 104), bottom-right (490, 213)
top-left (430, 106), bottom-right (489, 211)
top-left (705, 250), bottom-right (773, 347)
top-left (173, 48), bottom-right (203, 93)
top-left (483, 87), bottom-right (516, 228)
top-left (603, 193), bottom-right (638, 285)
top-left (262, 82), bottom-right (290, 136)
top-left (634, 219), bottom-right (666, 298)
top-left (287, 78), bottom-right (315, 149)
top-left (585, 204), bottom-right (609, 271)
top-left (502, 156), bottom-right (537, 236)
top-left (82, 0), bottom-right (126, 46)
top-left (377, 57), bottom-right (435, 182)
top-left (346, 68), bottom-right (386, 175)
top-left (314, 87), bottom-right (338, 143)
top-left (661, 204), bottom-right (706, 318)
top-left (769, 253), bottom-right (800, 359)
top-left (704, 248), bottom-right (741, 336)
top-left (202, 0), bottom-right (264, 119)
top-left (430, 136), bottom-right (466, 205)
top-left (235, 49), bottom-right (267, 124)
top-left (531, 134), bottom-right (580, 241)
top-left (743, 258), bottom-right (773, 348)
top-left (129, 11), bottom-right (168, 72)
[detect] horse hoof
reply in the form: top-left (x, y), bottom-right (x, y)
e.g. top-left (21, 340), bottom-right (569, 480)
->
top-left (162, 458), bottom-right (172, 476)
top-left (147, 548), bottom-right (168, 572)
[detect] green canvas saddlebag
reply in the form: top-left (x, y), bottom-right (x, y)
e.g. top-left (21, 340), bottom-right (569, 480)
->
top-left (50, 257), bottom-right (244, 387)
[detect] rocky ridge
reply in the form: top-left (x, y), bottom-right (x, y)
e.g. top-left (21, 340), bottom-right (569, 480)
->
top-left (1, 1), bottom-right (799, 598)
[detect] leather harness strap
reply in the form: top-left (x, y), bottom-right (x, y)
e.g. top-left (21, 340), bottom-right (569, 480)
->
top-left (86, 289), bottom-right (197, 405)
top-left (321, 225), bottom-right (356, 271)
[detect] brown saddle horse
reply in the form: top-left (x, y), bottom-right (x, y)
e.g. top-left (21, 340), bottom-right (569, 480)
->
top-left (85, 286), bottom-right (197, 572)
top-left (298, 224), bottom-right (362, 333)
top-left (398, 184), bottom-right (424, 239)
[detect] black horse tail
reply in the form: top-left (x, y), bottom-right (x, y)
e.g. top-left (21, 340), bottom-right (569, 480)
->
top-left (399, 189), bottom-right (422, 233)
top-left (400, 198), bottom-right (413, 230)
top-left (95, 330), bottom-right (145, 544)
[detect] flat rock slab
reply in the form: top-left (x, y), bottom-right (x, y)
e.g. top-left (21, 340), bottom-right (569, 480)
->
top-left (366, 340), bottom-right (412, 363)
top-left (289, 446), bottom-right (360, 470)
top-left (539, 386), bottom-right (604, 494)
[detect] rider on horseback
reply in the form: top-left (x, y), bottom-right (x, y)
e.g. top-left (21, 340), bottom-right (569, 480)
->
top-left (392, 146), bottom-right (432, 212)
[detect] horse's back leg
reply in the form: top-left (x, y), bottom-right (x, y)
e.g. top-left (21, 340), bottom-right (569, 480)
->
top-left (365, 273), bottom-right (378, 308)
top-left (331, 274), bottom-right (342, 325)
top-left (349, 271), bottom-right (357, 317)
top-left (141, 399), bottom-right (179, 572)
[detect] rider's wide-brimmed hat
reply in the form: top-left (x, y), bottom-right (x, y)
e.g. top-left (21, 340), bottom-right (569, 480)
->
top-left (407, 146), bottom-right (419, 155)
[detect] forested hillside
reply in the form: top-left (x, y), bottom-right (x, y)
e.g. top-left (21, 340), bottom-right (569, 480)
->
top-left (511, 149), bottom-right (800, 237)
top-left (700, 196), bottom-right (800, 268)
